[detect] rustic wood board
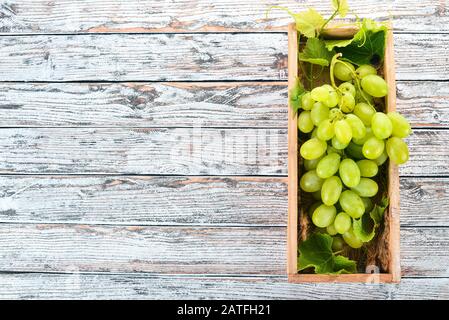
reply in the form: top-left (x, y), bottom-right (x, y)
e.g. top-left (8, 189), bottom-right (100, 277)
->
top-left (0, 33), bottom-right (448, 81)
top-left (0, 223), bottom-right (447, 277)
top-left (0, 0), bottom-right (447, 33)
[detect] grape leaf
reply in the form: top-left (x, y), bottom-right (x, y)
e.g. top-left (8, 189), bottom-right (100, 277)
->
top-left (353, 197), bottom-right (389, 243)
top-left (324, 38), bottom-right (354, 51)
top-left (289, 77), bottom-right (306, 114)
top-left (292, 8), bottom-right (326, 38)
top-left (299, 38), bottom-right (335, 66)
top-left (298, 233), bottom-right (357, 274)
top-left (332, 0), bottom-right (349, 18)
top-left (335, 19), bottom-right (388, 66)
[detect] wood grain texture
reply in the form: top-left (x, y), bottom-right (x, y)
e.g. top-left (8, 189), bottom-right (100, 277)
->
top-left (0, 224), bottom-right (446, 276)
top-left (0, 128), bottom-right (287, 175)
top-left (0, 33), bottom-right (447, 81)
top-left (0, 176), bottom-right (446, 227)
top-left (0, 176), bottom-right (287, 226)
top-left (0, 128), bottom-right (445, 175)
top-left (0, 82), bottom-right (288, 128)
top-left (0, 81), bottom-right (448, 128)
top-left (0, 33), bottom-right (288, 81)
top-left (0, 0), bottom-right (447, 33)
top-left (2, 274), bottom-right (449, 300)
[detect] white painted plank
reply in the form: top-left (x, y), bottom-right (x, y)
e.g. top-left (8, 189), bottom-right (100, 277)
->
top-left (0, 0), bottom-right (447, 33)
top-left (0, 34), bottom-right (447, 81)
top-left (0, 274), bottom-right (448, 300)
top-left (0, 128), bottom-right (287, 175)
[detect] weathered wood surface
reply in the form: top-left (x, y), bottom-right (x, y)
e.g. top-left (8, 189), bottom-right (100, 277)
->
top-left (0, 176), bottom-right (288, 226)
top-left (0, 0), bottom-right (447, 34)
top-left (1, 81), bottom-right (449, 128)
top-left (1, 274), bottom-right (449, 300)
top-left (0, 176), bottom-right (446, 227)
top-left (0, 33), bottom-right (448, 81)
top-left (0, 82), bottom-right (288, 128)
top-left (0, 128), bottom-right (445, 176)
top-left (0, 128), bottom-right (287, 175)
top-left (0, 224), bottom-right (446, 277)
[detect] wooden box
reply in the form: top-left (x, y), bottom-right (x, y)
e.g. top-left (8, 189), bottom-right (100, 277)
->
top-left (287, 23), bottom-right (401, 283)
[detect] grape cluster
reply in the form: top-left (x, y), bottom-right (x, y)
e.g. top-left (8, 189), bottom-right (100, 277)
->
top-left (296, 61), bottom-right (411, 250)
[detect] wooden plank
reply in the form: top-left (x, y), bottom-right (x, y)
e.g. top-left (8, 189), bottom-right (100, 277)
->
top-left (0, 81), bottom-right (447, 128)
top-left (0, 33), bottom-right (447, 81)
top-left (0, 176), bottom-right (287, 226)
top-left (0, 224), bottom-right (446, 277)
top-left (0, 0), bottom-right (447, 33)
top-left (0, 128), bottom-right (287, 175)
top-left (0, 33), bottom-right (288, 81)
top-left (0, 82), bottom-right (288, 128)
top-left (0, 176), bottom-right (447, 227)
top-left (3, 273), bottom-right (449, 300)
top-left (0, 128), bottom-right (445, 175)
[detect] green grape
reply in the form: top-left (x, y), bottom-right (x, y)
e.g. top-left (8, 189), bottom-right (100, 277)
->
top-left (297, 111), bottom-right (314, 133)
top-left (311, 127), bottom-right (318, 138)
top-left (325, 91), bottom-right (340, 108)
top-left (329, 108), bottom-right (343, 121)
top-left (361, 197), bottom-right (374, 213)
top-left (361, 74), bottom-right (388, 98)
top-left (356, 160), bottom-right (379, 177)
top-left (352, 126), bottom-right (373, 145)
top-left (300, 170), bottom-right (324, 193)
top-left (312, 190), bottom-right (322, 200)
top-left (332, 236), bottom-right (345, 251)
top-left (345, 142), bottom-right (365, 160)
top-left (332, 136), bottom-right (349, 150)
top-left (326, 224), bottom-right (338, 236)
top-left (321, 176), bottom-right (343, 206)
top-left (339, 190), bottom-right (365, 219)
top-left (355, 89), bottom-right (374, 105)
top-left (353, 102), bottom-right (376, 126)
top-left (343, 229), bottom-right (363, 248)
top-left (334, 62), bottom-right (355, 81)
top-left (312, 204), bottom-right (337, 228)
top-left (334, 119), bottom-right (352, 145)
top-left (386, 137), bottom-right (409, 165)
top-left (327, 145), bottom-right (344, 156)
top-left (339, 158), bottom-right (361, 188)
top-left (300, 138), bottom-right (327, 160)
top-left (374, 151), bottom-right (388, 166)
top-left (338, 92), bottom-right (356, 113)
top-left (339, 82), bottom-right (356, 97)
top-left (311, 102), bottom-right (330, 126)
top-left (311, 86), bottom-right (330, 103)
top-left (308, 202), bottom-right (322, 217)
top-left (372, 112), bottom-right (393, 139)
top-left (351, 178), bottom-right (379, 197)
top-left (317, 119), bottom-right (335, 141)
top-left (362, 137), bottom-right (385, 160)
top-left (345, 114), bottom-right (366, 139)
top-left (334, 212), bottom-right (352, 234)
top-left (304, 156), bottom-right (322, 171)
top-left (388, 111), bottom-right (412, 138)
top-left (301, 92), bottom-right (314, 111)
top-left (316, 153), bottom-right (341, 179)
top-left (356, 65), bottom-right (377, 78)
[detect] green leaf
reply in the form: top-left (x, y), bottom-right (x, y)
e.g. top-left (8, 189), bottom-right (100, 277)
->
top-left (299, 38), bottom-right (335, 66)
top-left (289, 77), bottom-right (306, 115)
top-left (298, 233), bottom-right (357, 274)
top-left (332, 0), bottom-right (349, 18)
top-left (335, 19), bottom-right (388, 66)
top-left (324, 38), bottom-right (354, 51)
top-left (353, 197), bottom-right (389, 243)
top-left (293, 8), bottom-right (326, 38)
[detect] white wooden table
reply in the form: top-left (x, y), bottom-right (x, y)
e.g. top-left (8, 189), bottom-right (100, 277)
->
top-left (0, 0), bottom-right (448, 299)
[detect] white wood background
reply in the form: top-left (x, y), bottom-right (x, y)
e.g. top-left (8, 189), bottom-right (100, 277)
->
top-left (0, 0), bottom-right (448, 299)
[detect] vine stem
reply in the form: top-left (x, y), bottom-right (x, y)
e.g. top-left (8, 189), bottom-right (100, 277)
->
top-left (321, 2), bottom-right (340, 31)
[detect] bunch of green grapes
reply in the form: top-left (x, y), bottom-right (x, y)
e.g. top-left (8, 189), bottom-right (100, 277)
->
top-left (296, 60), bottom-right (411, 250)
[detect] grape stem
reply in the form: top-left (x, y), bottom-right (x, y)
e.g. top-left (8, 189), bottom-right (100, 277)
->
top-left (329, 53), bottom-right (374, 107)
